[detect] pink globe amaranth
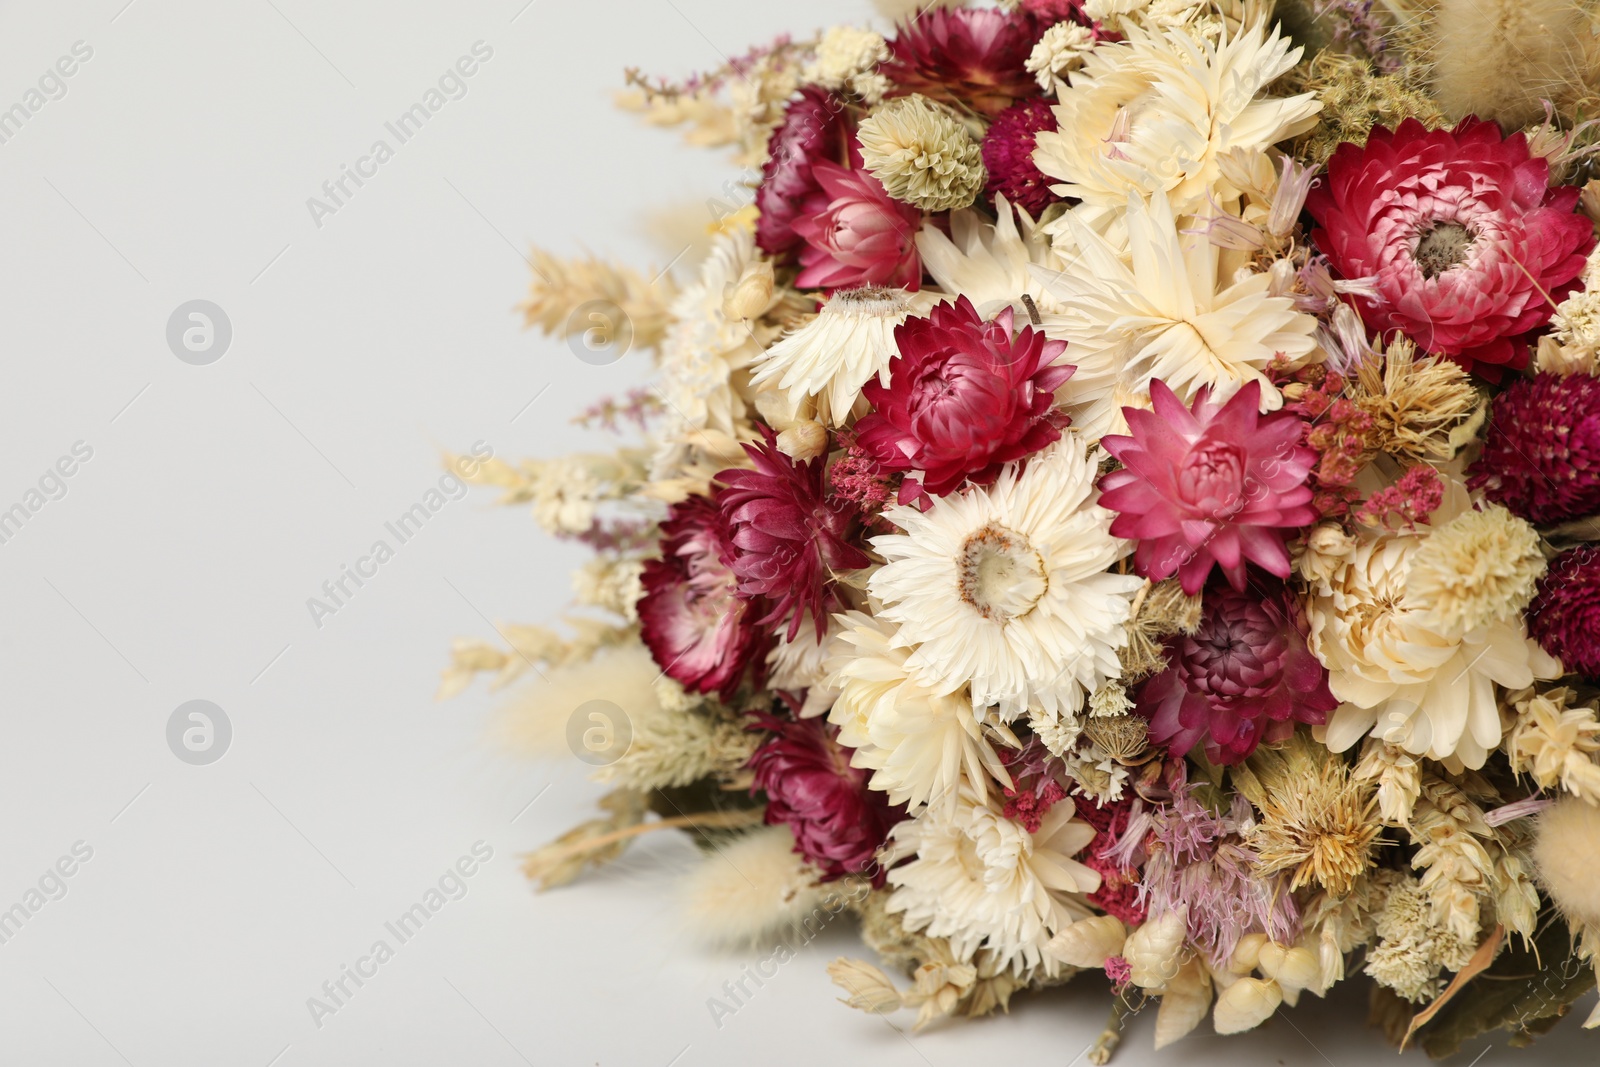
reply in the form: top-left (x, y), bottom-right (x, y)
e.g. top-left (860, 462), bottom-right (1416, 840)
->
top-left (637, 495), bottom-right (765, 701)
top-left (1100, 379), bottom-right (1317, 595)
top-left (1469, 372), bottom-right (1600, 526)
top-left (748, 712), bottom-right (903, 884)
top-left (715, 431), bottom-right (871, 642)
top-left (981, 98), bottom-right (1061, 217)
top-left (792, 161), bottom-right (922, 292)
top-left (1306, 118), bottom-right (1594, 381)
top-left (755, 87), bottom-right (847, 261)
top-left (855, 296), bottom-right (1073, 498)
top-left (1136, 581), bottom-right (1336, 765)
top-left (1527, 549), bottom-right (1600, 679)
top-left (881, 5), bottom-right (1047, 117)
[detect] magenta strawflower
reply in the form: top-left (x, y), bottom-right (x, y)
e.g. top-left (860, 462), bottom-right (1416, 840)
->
top-left (755, 87), bottom-right (847, 261)
top-left (1306, 118), bottom-right (1594, 380)
top-left (980, 98), bottom-right (1061, 217)
top-left (637, 495), bottom-right (765, 700)
top-left (792, 161), bottom-right (922, 292)
top-left (881, 6), bottom-right (1046, 117)
top-left (1136, 581), bottom-right (1336, 765)
top-left (1099, 379), bottom-right (1317, 594)
top-left (855, 296), bottom-right (1072, 498)
top-left (1527, 548), bottom-right (1600, 679)
top-left (1469, 372), bottom-right (1600, 525)
top-left (748, 712), bottom-right (903, 883)
top-left (716, 433), bottom-right (871, 641)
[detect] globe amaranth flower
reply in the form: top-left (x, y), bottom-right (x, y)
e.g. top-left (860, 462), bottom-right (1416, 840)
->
top-left (1136, 582), bottom-right (1337, 765)
top-left (881, 5), bottom-right (1048, 117)
top-left (980, 97), bottom-right (1061, 217)
top-left (715, 432), bottom-right (871, 641)
top-left (748, 712), bottom-right (904, 883)
top-left (1307, 118), bottom-right (1595, 380)
top-left (637, 495), bottom-right (765, 700)
top-left (792, 161), bottom-right (922, 292)
top-left (1527, 549), bottom-right (1600, 679)
top-left (1099, 379), bottom-right (1318, 595)
top-left (855, 295), bottom-right (1073, 497)
top-left (755, 87), bottom-right (847, 261)
top-left (1469, 371), bottom-right (1600, 525)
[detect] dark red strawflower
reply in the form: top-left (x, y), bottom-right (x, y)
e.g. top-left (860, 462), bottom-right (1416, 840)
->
top-left (792, 161), bottom-right (922, 291)
top-left (1022, 0), bottom-right (1090, 19)
top-left (1306, 118), bottom-right (1594, 380)
top-left (1469, 372), bottom-right (1600, 525)
top-left (856, 296), bottom-right (1073, 497)
top-left (637, 495), bottom-right (764, 700)
top-left (981, 98), bottom-right (1062, 217)
top-left (881, 6), bottom-right (1046, 117)
top-left (1100, 379), bottom-right (1318, 595)
top-left (755, 87), bottom-right (847, 261)
top-left (716, 432), bottom-right (871, 641)
top-left (1527, 548), bottom-right (1600, 679)
top-left (1136, 581), bottom-right (1337, 765)
top-left (748, 712), bottom-right (903, 883)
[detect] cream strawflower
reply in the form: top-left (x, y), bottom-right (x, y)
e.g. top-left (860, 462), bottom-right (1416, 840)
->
top-left (1034, 189), bottom-right (1319, 439)
top-left (1310, 478), bottom-right (1562, 769)
top-left (857, 94), bottom-right (986, 213)
top-left (657, 227), bottom-right (767, 438)
top-left (750, 286), bottom-right (915, 426)
top-left (917, 195), bottom-right (1065, 321)
top-left (869, 436), bottom-right (1144, 720)
top-left (826, 610), bottom-right (1011, 814)
top-left (1032, 23), bottom-right (1319, 227)
top-left (886, 790), bottom-right (1101, 976)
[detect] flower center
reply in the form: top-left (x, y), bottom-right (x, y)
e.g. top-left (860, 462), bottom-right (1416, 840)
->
top-left (1413, 220), bottom-right (1475, 279)
top-left (958, 522), bottom-right (1047, 622)
top-left (1177, 441), bottom-right (1247, 517)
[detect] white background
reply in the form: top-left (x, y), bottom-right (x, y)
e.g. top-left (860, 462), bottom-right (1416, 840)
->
top-left (0, 1), bottom-right (1591, 1064)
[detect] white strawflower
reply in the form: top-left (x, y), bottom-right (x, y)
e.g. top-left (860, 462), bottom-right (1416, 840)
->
top-left (1034, 189), bottom-right (1318, 439)
top-left (857, 94), bottom-right (986, 212)
top-left (804, 25), bottom-right (889, 93)
top-left (886, 791), bottom-right (1101, 977)
top-left (750, 286), bottom-right (914, 426)
top-left (917, 195), bottom-right (1065, 321)
top-left (826, 610), bottom-right (1010, 814)
top-left (1026, 22), bottom-right (1096, 90)
top-left (1033, 23), bottom-right (1319, 226)
top-left (869, 436), bottom-right (1144, 721)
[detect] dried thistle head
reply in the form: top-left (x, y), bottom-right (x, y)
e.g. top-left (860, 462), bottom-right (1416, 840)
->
top-left (1234, 733), bottom-right (1382, 897)
top-left (1351, 338), bottom-right (1485, 463)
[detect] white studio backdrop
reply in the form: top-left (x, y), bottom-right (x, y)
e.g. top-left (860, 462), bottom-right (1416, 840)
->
top-left (0, 1), bottom-right (1591, 1064)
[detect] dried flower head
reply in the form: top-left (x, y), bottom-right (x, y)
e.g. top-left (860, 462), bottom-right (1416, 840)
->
top-left (1404, 503), bottom-right (1546, 636)
top-left (1351, 340), bottom-right (1484, 463)
top-left (1508, 686), bottom-right (1600, 803)
top-left (857, 94), bottom-right (986, 212)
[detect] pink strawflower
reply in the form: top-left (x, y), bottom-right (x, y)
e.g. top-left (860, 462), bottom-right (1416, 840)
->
top-left (792, 161), bottom-right (922, 292)
top-left (716, 432), bottom-right (871, 641)
top-left (1469, 372), bottom-right (1600, 525)
top-left (755, 87), bottom-right (847, 261)
top-left (1100, 379), bottom-right (1318, 594)
top-left (1527, 548), bottom-right (1600, 679)
top-left (637, 496), bottom-right (765, 700)
top-left (1306, 118), bottom-right (1594, 380)
top-left (856, 296), bottom-right (1073, 497)
top-left (1136, 581), bottom-right (1337, 765)
top-left (980, 98), bottom-right (1061, 217)
top-left (881, 6), bottom-right (1047, 117)
top-left (1355, 464), bottom-right (1444, 528)
top-left (748, 712), bottom-right (903, 883)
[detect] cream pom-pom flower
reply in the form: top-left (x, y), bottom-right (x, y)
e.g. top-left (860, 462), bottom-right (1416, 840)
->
top-left (857, 94), bottom-right (986, 213)
top-left (1032, 22), bottom-right (1319, 227)
top-left (1310, 478), bottom-right (1561, 769)
top-left (749, 286), bottom-right (915, 426)
top-left (825, 610), bottom-right (1010, 814)
top-left (869, 436), bottom-right (1144, 720)
top-left (886, 790), bottom-right (1101, 977)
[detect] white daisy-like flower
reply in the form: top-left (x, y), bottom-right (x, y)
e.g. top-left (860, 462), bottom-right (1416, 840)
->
top-left (1034, 188), bottom-right (1319, 439)
top-left (1309, 478), bottom-right (1562, 769)
top-left (826, 610), bottom-right (1010, 814)
top-left (917, 195), bottom-right (1065, 322)
top-left (750, 286), bottom-right (914, 426)
top-left (869, 436), bottom-right (1144, 721)
top-left (656, 227), bottom-right (766, 438)
top-left (1032, 22), bottom-right (1319, 227)
top-left (886, 790), bottom-right (1101, 977)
